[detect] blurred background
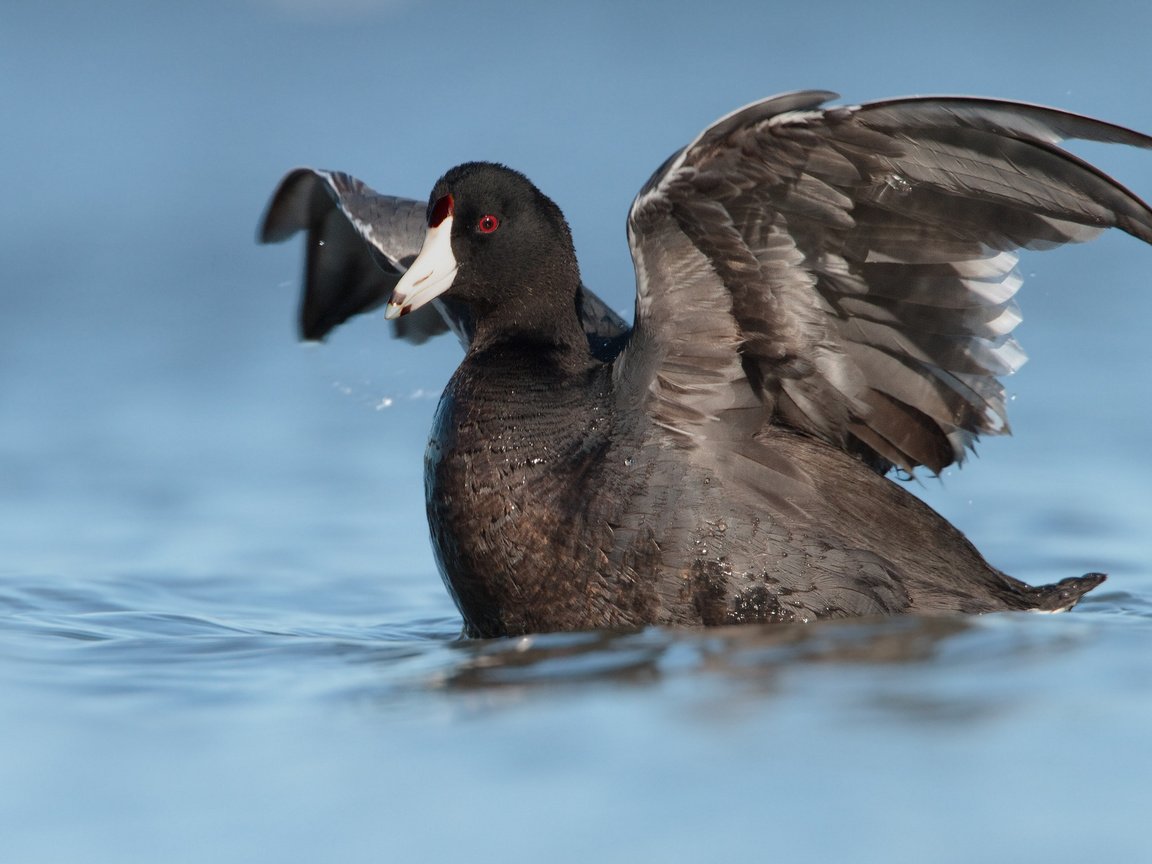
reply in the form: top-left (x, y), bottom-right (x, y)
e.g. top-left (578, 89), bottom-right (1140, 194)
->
top-left (2, 1), bottom-right (1151, 862)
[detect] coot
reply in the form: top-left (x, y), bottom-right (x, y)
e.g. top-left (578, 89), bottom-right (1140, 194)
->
top-left (261, 91), bottom-right (1152, 637)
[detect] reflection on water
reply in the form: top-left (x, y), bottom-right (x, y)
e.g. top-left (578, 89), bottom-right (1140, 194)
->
top-left (440, 615), bottom-right (974, 689)
top-left (427, 612), bottom-right (1110, 724)
top-left (6, 568), bottom-right (1136, 724)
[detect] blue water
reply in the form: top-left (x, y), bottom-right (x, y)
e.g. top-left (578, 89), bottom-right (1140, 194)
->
top-left (3, 2), bottom-right (1152, 861)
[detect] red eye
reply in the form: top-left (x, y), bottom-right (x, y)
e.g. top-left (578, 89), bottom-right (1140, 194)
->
top-left (477, 214), bottom-right (500, 234)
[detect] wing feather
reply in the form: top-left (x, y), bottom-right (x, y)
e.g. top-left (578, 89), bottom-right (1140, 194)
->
top-left (258, 168), bottom-right (439, 342)
top-left (621, 91), bottom-right (1152, 473)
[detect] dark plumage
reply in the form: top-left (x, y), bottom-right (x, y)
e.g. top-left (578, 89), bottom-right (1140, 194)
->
top-left (260, 91), bottom-right (1152, 637)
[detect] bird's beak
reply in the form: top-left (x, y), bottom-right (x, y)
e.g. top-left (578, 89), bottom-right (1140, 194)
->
top-left (385, 214), bottom-right (457, 319)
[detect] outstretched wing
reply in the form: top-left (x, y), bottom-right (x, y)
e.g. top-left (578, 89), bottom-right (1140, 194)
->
top-left (258, 167), bottom-right (448, 343)
top-left (621, 90), bottom-right (1152, 473)
top-left (259, 168), bottom-right (630, 355)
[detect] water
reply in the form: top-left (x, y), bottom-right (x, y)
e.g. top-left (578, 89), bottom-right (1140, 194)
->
top-left (4, 2), bottom-right (1152, 861)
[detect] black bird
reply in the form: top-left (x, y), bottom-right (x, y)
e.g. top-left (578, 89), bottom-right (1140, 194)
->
top-left (260, 91), bottom-right (1152, 638)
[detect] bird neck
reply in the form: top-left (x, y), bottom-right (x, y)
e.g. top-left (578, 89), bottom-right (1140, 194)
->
top-left (467, 279), bottom-right (593, 375)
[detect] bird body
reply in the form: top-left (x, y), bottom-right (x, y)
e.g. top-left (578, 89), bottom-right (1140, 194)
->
top-left (261, 91), bottom-right (1150, 637)
top-left (424, 308), bottom-right (1097, 637)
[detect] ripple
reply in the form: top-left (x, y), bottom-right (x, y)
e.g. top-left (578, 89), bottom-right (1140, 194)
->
top-left (2, 565), bottom-right (1149, 723)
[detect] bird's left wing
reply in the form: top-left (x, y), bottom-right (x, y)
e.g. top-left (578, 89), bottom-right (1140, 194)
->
top-left (617, 90), bottom-right (1152, 473)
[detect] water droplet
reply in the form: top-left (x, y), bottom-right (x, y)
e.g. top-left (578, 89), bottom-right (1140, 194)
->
top-left (884, 174), bottom-right (912, 194)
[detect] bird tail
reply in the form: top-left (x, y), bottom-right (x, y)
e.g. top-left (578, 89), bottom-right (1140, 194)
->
top-left (1029, 573), bottom-right (1107, 613)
